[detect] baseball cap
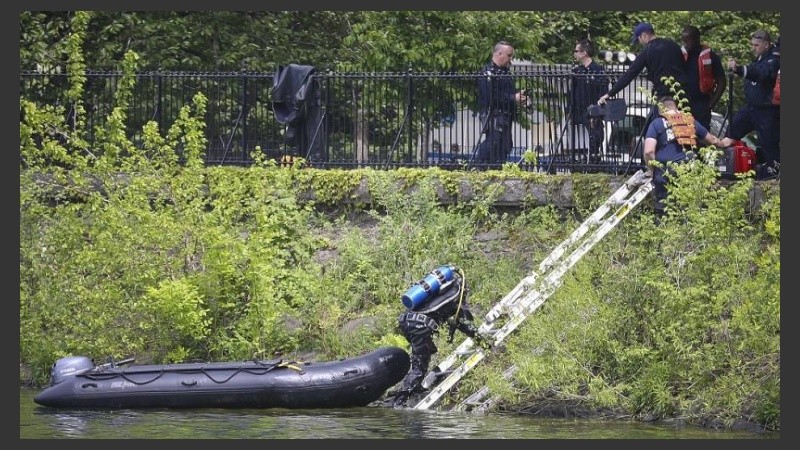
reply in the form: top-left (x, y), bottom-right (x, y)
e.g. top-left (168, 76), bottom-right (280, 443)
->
top-left (631, 22), bottom-right (654, 45)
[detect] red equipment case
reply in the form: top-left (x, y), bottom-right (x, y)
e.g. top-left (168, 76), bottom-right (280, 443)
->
top-left (718, 140), bottom-right (756, 178)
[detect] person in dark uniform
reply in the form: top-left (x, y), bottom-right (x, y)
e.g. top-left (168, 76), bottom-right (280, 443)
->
top-left (475, 41), bottom-right (528, 165)
top-left (598, 22), bottom-right (688, 127)
top-left (569, 38), bottom-right (610, 163)
top-left (680, 25), bottom-right (727, 130)
top-left (391, 265), bottom-right (489, 408)
top-left (726, 29), bottom-right (780, 180)
top-left (643, 96), bottom-right (732, 220)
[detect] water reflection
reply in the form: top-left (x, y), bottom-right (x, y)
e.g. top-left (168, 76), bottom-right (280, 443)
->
top-left (20, 389), bottom-right (777, 439)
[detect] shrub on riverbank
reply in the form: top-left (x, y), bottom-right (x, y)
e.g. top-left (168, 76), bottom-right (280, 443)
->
top-left (19, 19), bottom-right (779, 430)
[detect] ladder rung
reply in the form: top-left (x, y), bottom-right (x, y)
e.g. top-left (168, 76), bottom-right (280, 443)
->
top-left (411, 171), bottom-right (653, 411)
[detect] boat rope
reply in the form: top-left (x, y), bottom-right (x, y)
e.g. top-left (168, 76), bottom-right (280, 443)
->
top-left (82, 360), bottom-right (307, 385)
top-left (84, 369), bottom-right (168, 385)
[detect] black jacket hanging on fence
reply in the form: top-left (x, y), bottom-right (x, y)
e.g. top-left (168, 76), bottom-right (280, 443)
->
top-left (271, 64), bottom-right (325, 160)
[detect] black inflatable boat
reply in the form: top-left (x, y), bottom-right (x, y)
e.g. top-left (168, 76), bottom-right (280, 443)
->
top-left (34, 346), bottom-right (410, 409)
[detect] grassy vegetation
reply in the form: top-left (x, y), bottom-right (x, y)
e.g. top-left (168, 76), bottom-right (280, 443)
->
top-left (20, 16), bottom-right (779, 430)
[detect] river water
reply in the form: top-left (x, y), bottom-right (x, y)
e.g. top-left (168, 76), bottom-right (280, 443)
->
top-left (19, 388), bottom-right (778, 439)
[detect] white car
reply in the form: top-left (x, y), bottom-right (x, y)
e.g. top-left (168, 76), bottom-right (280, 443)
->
top-left (606, 106), bottom-right (755, 161)
top-left (527, 104), bottom-right (753, 170)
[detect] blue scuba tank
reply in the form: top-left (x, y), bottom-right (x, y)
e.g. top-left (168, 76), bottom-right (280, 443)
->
top-left (401, 265), bottom-right (457, 309)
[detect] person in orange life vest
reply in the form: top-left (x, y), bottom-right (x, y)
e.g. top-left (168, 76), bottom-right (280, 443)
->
top-left (680, 25), bottom-right (726, 130)
top-left (727, 29), bottom-right (780, 180)
top-left (772, 35), bottom-right (780, 106)
top-left (643, 96), bottom-right (732, 219)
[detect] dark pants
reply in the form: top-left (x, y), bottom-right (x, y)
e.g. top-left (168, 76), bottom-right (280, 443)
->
top-left (652, 151), bottom-right (690, 215)
top-left (588, 118), bottom-right (604, 159)
top-left (393, 313), bottom-right (438, 405)
top-left (475, 114), bottom-right (513, 164)
top-left (688, 97), bottom-right (712, 131)
top-left (574, 113), bottom-right (605, 161)
top-left (728, 105), bottom-right (780, 167)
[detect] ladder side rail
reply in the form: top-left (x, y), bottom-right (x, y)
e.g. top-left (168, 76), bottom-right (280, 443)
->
top-left (483, 274), bottom-right (539, 323)
top-left (420, 338), bottom-right (477, 389)
top-left (455, 365), bottom-right (519, 413)
top-left (414, 348), bottom-right (489, 410)
top-left (536, 170), bottom-right (648, 274)
top-left (415, 176), bottom-right (653, 410)
top-left (486, 171), bottom-right (648, 323)
top-left (447, 179), bottom-right (654, 410)
top-left (479, 171), bottom-right (648, 324)
top-left (422, 176), bottom-right (653, 392)
top-left (418, 271), bottom-right (560, 409)
top-left (503, 179), bottom-right (653, 322)
top-left (484, 180), bottom-right (653, 335)
top-left (535, 172), bottom-right (643, 274)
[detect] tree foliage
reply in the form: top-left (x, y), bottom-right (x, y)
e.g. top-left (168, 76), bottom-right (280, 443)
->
top-left (20, 11), bottom-right (780, 72)
top-left (19, 10), bottom-right (780, 431)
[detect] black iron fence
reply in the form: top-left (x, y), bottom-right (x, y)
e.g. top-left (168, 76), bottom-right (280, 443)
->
top-left (21, 64), bottom-right (675, 174)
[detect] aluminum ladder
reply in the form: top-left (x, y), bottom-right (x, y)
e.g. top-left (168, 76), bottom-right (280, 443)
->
top-left (412, 169), bottom-right (654, 411)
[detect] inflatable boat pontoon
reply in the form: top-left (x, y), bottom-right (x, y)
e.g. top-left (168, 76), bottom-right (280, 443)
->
top-left (34, 346), bottom-right (410, 409)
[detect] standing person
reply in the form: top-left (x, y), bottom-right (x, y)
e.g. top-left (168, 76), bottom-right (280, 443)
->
top-left (680, 25), bottom-right (727, 130)
top-left (643, 96), bottom-right (732, 220)
top-left (475, 41), bottom-right (528, 165)
top-left (598, 22), bottom-right (687, 121)
top-left (569, 38), bottom-right (610, 163)
top-left (727, 29), bottom-right (780, 180)
top-left (391, 265), bottom-right (489, 408)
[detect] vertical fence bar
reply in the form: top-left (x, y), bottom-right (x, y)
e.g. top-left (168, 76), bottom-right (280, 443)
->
top-left (406, 66), bottom-right (414, 163)
top-left (157, 72), bottom-right (164, 135)
top-left (241, 73), bottom-right (249, 160)
top-left (20, 68), bottom-right (653, 174)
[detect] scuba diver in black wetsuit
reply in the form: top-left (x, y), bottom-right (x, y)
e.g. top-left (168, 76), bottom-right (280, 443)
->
top-left (391, 265), bottom-right (491, 408)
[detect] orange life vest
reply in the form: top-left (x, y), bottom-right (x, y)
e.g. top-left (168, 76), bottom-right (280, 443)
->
top-left (682, 45), bottom-right (716, 95)
top-left (772, 69), bottom-right (780, 105)
top-left (662, 112), bottom-right (697, 147)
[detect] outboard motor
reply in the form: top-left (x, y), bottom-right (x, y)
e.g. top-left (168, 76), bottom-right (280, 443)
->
top-left (49, 356), bottom-right (94, 386)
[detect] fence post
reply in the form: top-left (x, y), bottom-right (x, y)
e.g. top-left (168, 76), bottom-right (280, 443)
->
top-left (406, 65), bottom-right (414, 163)
top-left (157, 71), bottom-right (164, 136)
top-left (241, 72), bottom-right (249, 160)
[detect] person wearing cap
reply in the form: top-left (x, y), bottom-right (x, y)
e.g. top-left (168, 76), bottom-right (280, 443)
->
top-left (680, 25), bottom-right (727, 130)
top-left (727, 29), bottom-right (780, 180)
top-left (643, 96), bottom-right (733, 221)
top-left (598, 22), bottom-right (688, 106)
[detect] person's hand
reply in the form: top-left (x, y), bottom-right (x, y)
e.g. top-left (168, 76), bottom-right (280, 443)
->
top-left (471, 332), bottom-right (493, 350)
top-left (515, 90), bottom-right (527, 104)
top-left (597, 94), bottom-right (609, 105)
top-left (718, 137), bottom-right (733, 148)
top-left (644, 161), bottom-right (654, 178)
